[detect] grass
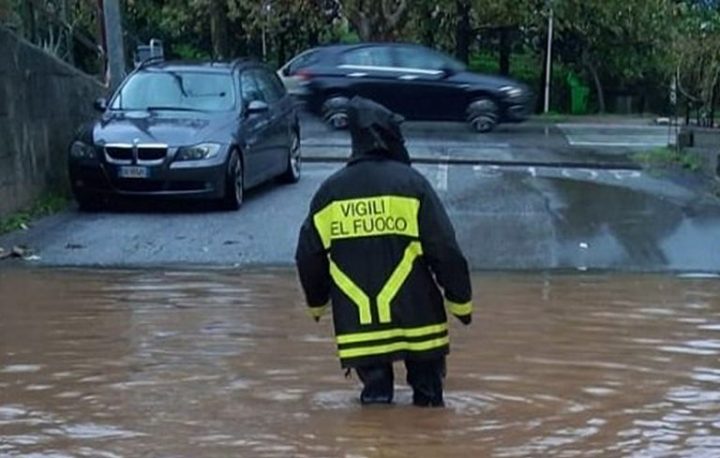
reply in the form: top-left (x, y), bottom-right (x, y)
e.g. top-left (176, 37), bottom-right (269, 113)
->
top-left (0, 193), bottom-right (69, 235)
top-left (632, 147), bottom-right (705, 173)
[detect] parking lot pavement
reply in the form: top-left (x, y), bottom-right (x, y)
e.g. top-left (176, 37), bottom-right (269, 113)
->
top-left (299, 113), bottom-right (650, 167)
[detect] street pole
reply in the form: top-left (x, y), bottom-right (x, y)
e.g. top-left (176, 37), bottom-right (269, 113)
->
top-left (543, 2), bottom-right (554, 114)
top-left (102, 0), bottom-right (125, 90)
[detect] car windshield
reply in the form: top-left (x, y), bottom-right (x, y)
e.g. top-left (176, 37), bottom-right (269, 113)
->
top-left (110, 71), bottom-right (236, 112)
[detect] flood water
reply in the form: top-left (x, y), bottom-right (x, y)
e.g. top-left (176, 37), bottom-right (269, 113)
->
top-left (1, 268), bottom-right (719, 457)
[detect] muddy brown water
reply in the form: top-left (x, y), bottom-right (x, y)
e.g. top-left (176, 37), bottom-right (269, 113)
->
top-left (1, 268), bottom-right (719, 457)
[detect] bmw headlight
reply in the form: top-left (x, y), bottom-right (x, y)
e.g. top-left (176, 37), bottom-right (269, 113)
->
top-left (500, 85), bottom-right (523, 98)
top-left (70, 140), bottom-right (96, 159)
top-left (176, 143), bottom-right (222, 161)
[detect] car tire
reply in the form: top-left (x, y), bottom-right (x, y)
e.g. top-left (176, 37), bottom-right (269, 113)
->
top-left (467, 98), bottom-right (499, 133)
top-left (222, 150), bottom-right (244, 211)
top-left (75, 193), bottom-right (102, 212)
top-left (279, 128), bottom-right (301, 183)
top-left (322, 95), bottom-right (350, 130)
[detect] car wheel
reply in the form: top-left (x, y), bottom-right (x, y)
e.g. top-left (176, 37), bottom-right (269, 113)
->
top-left (222, 150), bottom-right (244, 211)
top-left (280, 128), bottom-right (301, 183)
top-left (467, 98), bottom-right (499, 133)
top-left (75, 193), bottom-right (102, 212)
top-left (322, 95), bottom-right (350, 130)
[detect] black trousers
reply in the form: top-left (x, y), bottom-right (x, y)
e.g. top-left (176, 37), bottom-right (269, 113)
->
top-left (355, 357), bottom-right (446, 407)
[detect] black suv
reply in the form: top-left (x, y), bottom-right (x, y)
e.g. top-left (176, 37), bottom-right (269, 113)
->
top-left (281, 43), bottom-right (532, 132)
top-left (69, 58), bottom-right (300, 211)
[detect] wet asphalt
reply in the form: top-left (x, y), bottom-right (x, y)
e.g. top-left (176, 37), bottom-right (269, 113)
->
top-left (1, 115), bottom-right (718, 272)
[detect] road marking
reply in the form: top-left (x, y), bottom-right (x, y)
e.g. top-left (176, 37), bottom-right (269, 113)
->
top-left (611, 170), bottom-right (642, 180)
top-left (567, 141), bottom-right (668, 147)
top-left (436, 156), bottom-right (449, 191)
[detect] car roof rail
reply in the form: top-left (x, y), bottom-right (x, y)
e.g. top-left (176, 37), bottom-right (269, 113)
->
top-left (230, 57), bottom-right (256, 69)
top-left (137, 55), bottom-right (165, 69)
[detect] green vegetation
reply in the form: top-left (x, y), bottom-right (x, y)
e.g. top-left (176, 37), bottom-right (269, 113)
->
top-left (4, 1), bottom-right (720, 117)
top-left (0, 193), bottom-right (68, 235)
top-left (632, 147), bottom-right (705, 173)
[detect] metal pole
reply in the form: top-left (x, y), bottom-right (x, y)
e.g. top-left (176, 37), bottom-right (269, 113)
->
top-left (543, 3), bottom-right (554, 114)
top-left (102, 0), bottom-right (125, 90)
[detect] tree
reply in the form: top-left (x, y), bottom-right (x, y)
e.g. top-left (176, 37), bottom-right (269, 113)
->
top-left (470, 0), bottom-right (538, 74)
top-left (338, 0), bottom-right (408, 41)
top-left (674, 3), bottom-right (720, 124)
top-left (553, 0), bottom-right (676, 113)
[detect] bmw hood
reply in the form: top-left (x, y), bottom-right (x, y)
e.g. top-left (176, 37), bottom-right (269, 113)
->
top-left (91, 111), bottom-right (233, 147)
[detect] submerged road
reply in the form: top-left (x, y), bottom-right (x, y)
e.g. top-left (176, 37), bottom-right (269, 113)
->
top-left (0, 117), bottom-right (718, 271)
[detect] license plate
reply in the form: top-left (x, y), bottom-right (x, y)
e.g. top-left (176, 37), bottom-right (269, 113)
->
top-left (118, 166), bottom-right (149, 178)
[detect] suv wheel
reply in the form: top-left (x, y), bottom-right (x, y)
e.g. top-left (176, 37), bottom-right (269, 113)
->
top-left (222, 150), bottom-right (244, 210)
top-left (467, 98), bottom-right (499, 133)
top-left (280, 129), bottom-right (301, 183)
top-left (322, 95), bottom-right (350, 130)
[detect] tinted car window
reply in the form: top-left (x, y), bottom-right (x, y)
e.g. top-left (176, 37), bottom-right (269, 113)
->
top-left (254, 69), bottom-right (284, 103)
top-left (341, 46), bottom-right (394, 67)
top-left (241, 70), bottom-right (265, 103)
top-left (395, 46), bottom-right (465, 72)
top-left (287, 49), bottom-right (319, 74)
top-left (111, 71), bottom-right (236, 111)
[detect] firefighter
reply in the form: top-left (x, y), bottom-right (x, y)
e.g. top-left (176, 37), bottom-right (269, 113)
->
top-left (295, 96), bottom-right (472, 407)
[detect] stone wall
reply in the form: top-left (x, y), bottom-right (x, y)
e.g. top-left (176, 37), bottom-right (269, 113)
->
top-left (0, 25), bottom-right (105, 217)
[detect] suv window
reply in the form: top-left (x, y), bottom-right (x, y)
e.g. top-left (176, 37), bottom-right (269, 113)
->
top-left (287, 49), bottom-right (319, 74)
top-left (395, 46), bottom-right (465, 72)
top-left (111, 70), bottom-right (236, 111)
top-left (341, 46), bottom-right (394, 67)
top-left (254, 69), bottom-right (285, 103)
top-left (240, 70), bottom-right (265, 103)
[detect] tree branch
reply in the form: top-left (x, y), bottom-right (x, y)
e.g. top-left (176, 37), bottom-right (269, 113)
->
top-left (383, 0), bottom-right (407, 29)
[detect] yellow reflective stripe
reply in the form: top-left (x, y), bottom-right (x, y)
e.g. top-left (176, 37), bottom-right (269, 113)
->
top-left (446, 300), bottom-right (472, 316)
top-left (329, 259), bottom-right (371, 324)
top-left (313, 195), bottom-right (420, 249)
top-left (337, 323), bottom-right (447, 344)
top-left (376, 241), bottom-right (423, 323)
top-left (338, 336), bottom-right (450, 359)
top-left (307, 303), bottom-right (329, 319)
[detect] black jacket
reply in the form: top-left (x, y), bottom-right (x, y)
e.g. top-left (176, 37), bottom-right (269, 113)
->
top-left (296, 138), bottom-right (471, 369)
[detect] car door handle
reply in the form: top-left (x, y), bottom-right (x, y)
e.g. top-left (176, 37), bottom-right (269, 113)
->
top-left (347, 72), bottom-right (367, 78)
top-left (399, 75), bottom-right (419, 80)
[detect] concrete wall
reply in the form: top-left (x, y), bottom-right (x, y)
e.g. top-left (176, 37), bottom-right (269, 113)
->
top-left (0, 25), bottom-right (105, 217)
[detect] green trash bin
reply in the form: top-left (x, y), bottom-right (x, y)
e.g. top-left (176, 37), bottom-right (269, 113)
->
top-left (567, 73), bottom-right (590, 115)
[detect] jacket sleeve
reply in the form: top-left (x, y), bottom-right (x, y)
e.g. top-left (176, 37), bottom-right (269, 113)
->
top-left (295, 195), bottom-right (331, 320)
top-left (418, 180), bottom-right (473, 322)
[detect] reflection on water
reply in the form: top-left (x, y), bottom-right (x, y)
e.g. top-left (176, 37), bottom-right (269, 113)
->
top-left (1, 268), bottom-right (719, 457)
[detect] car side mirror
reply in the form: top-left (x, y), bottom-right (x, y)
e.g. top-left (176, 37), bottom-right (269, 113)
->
top-left (93, 97), bottom-right (108, 112)
top-left (246, 100), bottom-right (269, 116)
top-left (281, 66), bottom-right (291, 77)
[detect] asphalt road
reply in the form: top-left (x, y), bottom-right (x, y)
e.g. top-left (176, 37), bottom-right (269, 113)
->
top-left (1, 116), bottom-right (718, 272)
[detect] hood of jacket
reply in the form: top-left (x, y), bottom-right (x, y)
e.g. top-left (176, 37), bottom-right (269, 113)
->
top-left (347, 96), bottom-right (410, 165)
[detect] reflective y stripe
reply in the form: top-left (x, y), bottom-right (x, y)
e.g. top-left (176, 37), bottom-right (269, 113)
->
top-left (313, 195), bottom-right (420, 249)
top-left (337, 323), bottom-right (447, 344)
top-left (338, 336), bottom-right (450, 359)
top-left (376, 241), bottom-right (423, 323)
top-left (329, 259), bottom-right (372, 324)
top-left (446, 299), bottom-right (472, 316)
